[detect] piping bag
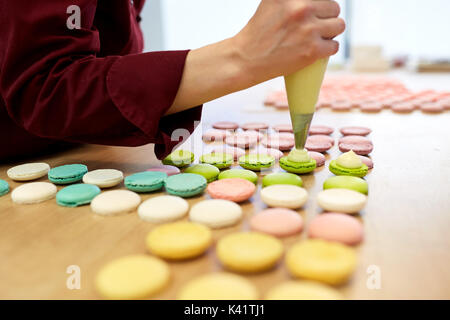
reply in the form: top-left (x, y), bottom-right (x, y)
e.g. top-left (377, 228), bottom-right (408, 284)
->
top-left (284, 58), bottom-right (329, 149)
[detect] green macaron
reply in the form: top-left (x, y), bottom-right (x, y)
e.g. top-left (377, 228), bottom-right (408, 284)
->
top-left (0, 179), bottom-right (10, 197)
top-left (124, 171), bottom-right (168, 192)
top-left (56, 183), bottom-right (101, 207)
top-left (162, 150), bottom-right (195, 168)
top-left (218, 169), bottom-right (258, 184)
top-left (48, 164), bottom-right (88, 184)
top-left (323, 176), bottom-right (368, 195)
top-left (279, 157), bottom-right (316, 174)
top-left (164, 173), bottom-right (207, 198)
top-left (329, 160), bottom-right (368, 178)
top-left (262, 172), bottom-right (303, 188)
top-left (238, 154), bottom-right (275, 172)
top-left (185, 164), bottom-right (220, 183)
top-left (200, 153), bottom-right (233, 169)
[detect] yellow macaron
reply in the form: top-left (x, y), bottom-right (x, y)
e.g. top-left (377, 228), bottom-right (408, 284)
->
top-left (286, 239), bottom-right (357, 285)
top-left (95, 254), bottom-right (170, 299)
top-left (265, 280), bottom-right (344, 300)
top-left (146, 222), bottom-right (212, 260)
top-left (216, 232), bottom-right (283, 273)
top-left (178, 272), bottom-right (259, 300)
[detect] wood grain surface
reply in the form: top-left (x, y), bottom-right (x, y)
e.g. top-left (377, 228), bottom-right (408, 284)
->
top-left (1, 73), bottom-right (449, 299)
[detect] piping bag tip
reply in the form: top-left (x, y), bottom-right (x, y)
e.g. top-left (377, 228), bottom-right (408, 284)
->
top-left (291, 113), bottom-right (314, 149)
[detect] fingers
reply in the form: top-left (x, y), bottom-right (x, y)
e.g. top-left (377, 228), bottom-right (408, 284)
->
top-left (313, 0), bottom-right (340, 19)
top-left (318, 17), bottom-right (346, 39)
top-left (317, 39), bottom-right (340, 57)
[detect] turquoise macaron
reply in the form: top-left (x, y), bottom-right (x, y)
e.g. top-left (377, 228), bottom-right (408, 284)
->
top-left (48, 164), bottom-right (88, 184)
top-left (56, 183), bottom-right (101, 207)
top-left (0, 179), bottom-right (10, 196)
top-left (184, 164), bottom-right (220, 183)
top-left (124, 171), bottom-right (168, 192)
top-left (218, 168), bottom-right (258, 184)
top-left (164, 173), bottom-right (207, 198)
top-left (262, 172), bottom-right (303, 188)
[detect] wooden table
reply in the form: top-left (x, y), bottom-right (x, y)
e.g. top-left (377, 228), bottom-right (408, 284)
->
top-left (1, 72), bottom-right (449, 299)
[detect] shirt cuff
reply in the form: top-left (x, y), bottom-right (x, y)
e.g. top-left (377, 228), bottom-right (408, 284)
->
top-left (106, 50), bottom-right (202, 159)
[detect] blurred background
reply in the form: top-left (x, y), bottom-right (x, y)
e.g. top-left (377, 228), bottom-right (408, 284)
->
top-left (141, 0), bottom-right (450, 73)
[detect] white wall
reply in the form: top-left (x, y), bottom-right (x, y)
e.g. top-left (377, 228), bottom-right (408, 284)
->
top-left (350, 0), bottom-right (450, 59)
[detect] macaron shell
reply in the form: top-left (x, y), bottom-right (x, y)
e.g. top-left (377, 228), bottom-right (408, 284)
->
top-left (260, 185), bottom-right (308, 209)
top-left (308, 213), bottom-right (364, 245)
top-left (262, 172), bottom-right (303, 187)
top-left (308, 152), bottom-right (326, 167)
top-left (48, 164), bottom-right (88, 184)
top-left (317, 189), bottom-right (367, 214)
top-left (216, 232), bottom-right (283, 273)
top-left (56, 183), bottom-right (101, 207)
top-left (164, 173), bottom-right (207, 198)
top-left (82, 169), bottom-right (123, 188)
top-left (91, 190), bottom-right (141, 216)
top-left (210, 146), bottom-right (245, 160)
top-left (329, 160), bottom-right (369, 178)
top-left (286, 239), bottom-right (357, 285)
top-left (239, 154), bottom-right (275, 171)
top-left (340, 126), bottom-right (372, 136)
top-left (309, 125), bottom-right (334, 136)
top-left (241, 122), bottom-right (269, 131)
top-left (212, 121), bottom-right (239, 130)
top-left (200, 153), bottom-right (233, 169)
top-left (162, 150), bottom-right (195, 168)
top-left (185, 164), bottom-right (220, 183)
top-left (138, 195), bottom-right (189, 223)
top-left (202, 129), bottom-right (231, 142)
top-left (7, 162), bottom-right (50, 181)
top-left (177, 273), bottom-right (259, 300)
top-left (206, 178), bottom-right (256, 203)
top-left (0, 179), bottom-right (10, 196)
top-left (273, 124), bottom-right (293, 133)
top-left (261, 135), bottom-right (295, 151)
top-left (218, 169), bottom-right (258, 184)
top-left (146, 222), bottom-right (212, 260)
top-left (146, 165), bottom-right (180, 176)
top-left (11, 182), bottom-right (57, 204)
top-left (279, 157), bottom-right (317, 174)
top-left (305, 135), bottom-right (334, 153)
top-left (250, 208), bottom-right (303, 237)
top-left (189, 199), bottom-right (243, 228)
top-left (95, 254), bottom-right (170, 300)
top-left (338, 136), bottom-right (373, 155)
top-left (323, 175), bottom-right (368, 194)
top-left (225, 134), bottom-right (258, 149)
top-left (265, 281), bottom-right (343, 300)
top-left (359, 156), bottom-right (373, 169)
top-left (124, 171), bottom-right (167, 192)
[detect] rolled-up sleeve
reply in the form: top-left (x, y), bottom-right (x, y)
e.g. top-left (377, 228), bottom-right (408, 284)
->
top-left (0, 0), bottom-right (202, 159)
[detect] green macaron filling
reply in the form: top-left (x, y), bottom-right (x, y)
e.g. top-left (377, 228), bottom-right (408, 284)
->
top-left (200, 153), bottom-right (233, 169)
top-left (162, 150), bottom-right (195, 168)
top-left (185, 164), bottom-right (220, 183)
top-left (329, 160), bottom-right (368, 178)
top-left (238, 154), bottom-right (275, 172)
top-left (279, 157), bottom-right (316, 174)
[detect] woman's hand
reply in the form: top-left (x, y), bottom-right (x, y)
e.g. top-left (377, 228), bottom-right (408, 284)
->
top-left (169, 0), bottom-right (344, 114)
top-left (234, 0), bottom-right (345, 82)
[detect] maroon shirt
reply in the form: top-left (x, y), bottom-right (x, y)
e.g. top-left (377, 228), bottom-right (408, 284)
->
top-left (0, 0), bottom-right (202, 160)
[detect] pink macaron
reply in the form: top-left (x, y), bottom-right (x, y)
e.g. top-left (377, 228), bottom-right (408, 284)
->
top-left (420, 102), bottom-right (444, 113)
top-left (360, 102), bottom-right (383, 112)
top-left (241, 122), bottom-right (269, 131)
top-left (225, 134), bottom-right (258, 149)
top-left (308, 151), bottom-right (326, 167)
top-left (340, 126), bottom-right (372, 137)
top-left (338, 135), bottom-right (373, 155)
top-left (391, 102), bottom-right (415, 113)
top-left (202, 129), bottom-right (231, 142)
top-left (261, 134), bottom-right (295, 151)
top-left (308, 213), bottom-right (364, 246)
top-left (359, 155), bottom-right (373, 169)
top-left (212, 121), bottom-right (239, 130)
top-left (305, 135), bottom-right (334, 153)
top-left (238, 130), bottom-right (264, 142)
top-left (273, 124), bottom-right (293, 133)
top-left (210, 146), bottom-right (246, 160)
top-left (250, 208), bottom-right (303, 237)
top-left (308, 125), bottom-right (334, 136)
top-left (206, 178), bottom-right (256, 203)
top-left (250, 147), bottom-right (284, 160)
top-left (147, 165), bottom-right (180, 176)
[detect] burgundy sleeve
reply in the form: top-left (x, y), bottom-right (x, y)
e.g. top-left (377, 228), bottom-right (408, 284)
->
top-left (0, 0), bottom-right (202, 159)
